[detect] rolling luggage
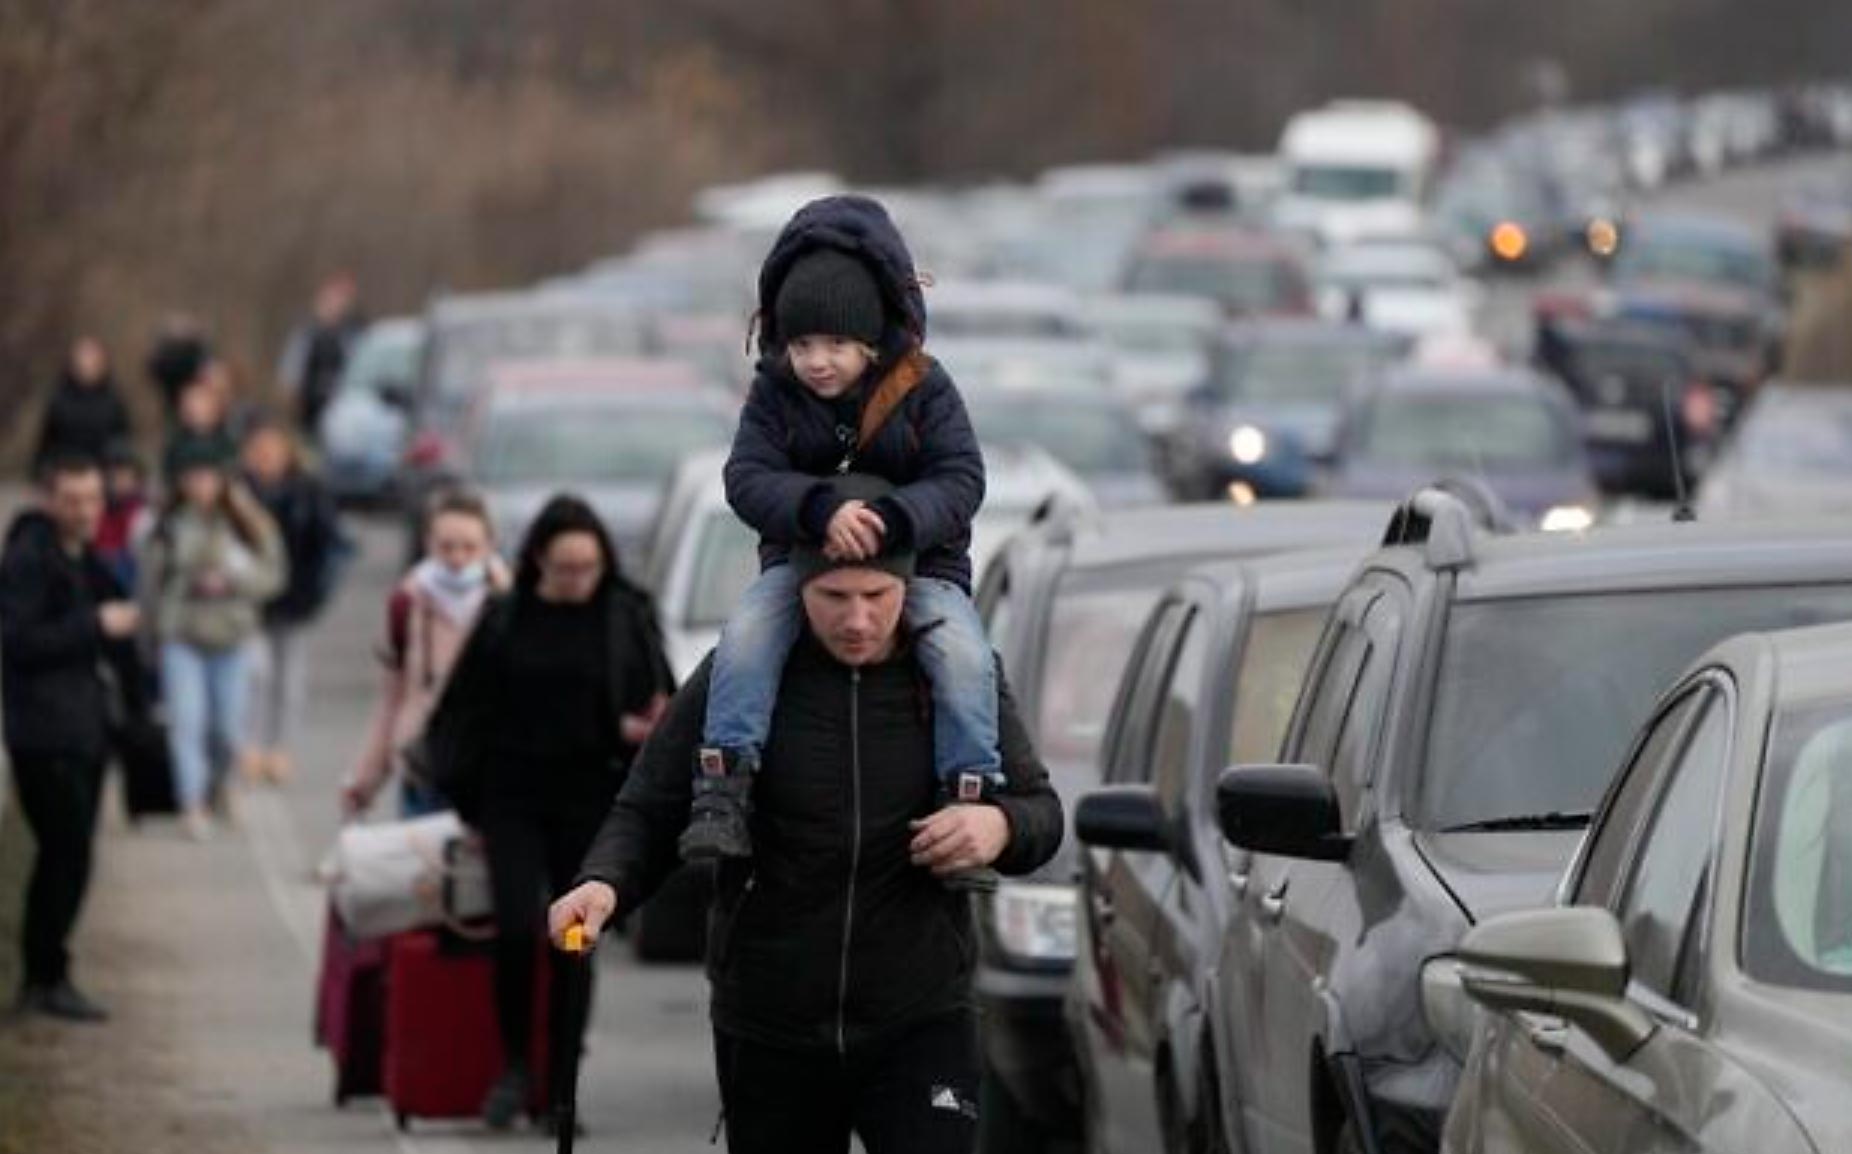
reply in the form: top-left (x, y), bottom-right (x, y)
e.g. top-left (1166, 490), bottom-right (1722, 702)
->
top-left (381, 929), bottom-right (550, 1130)
top-left (314, 904), bottom-right (388, 1105)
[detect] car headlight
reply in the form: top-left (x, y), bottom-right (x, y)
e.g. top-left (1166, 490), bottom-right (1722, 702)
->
top-left (1540, 504), bottom-right (1595, 533)
top-left (1420, 956), bottom-right (1480, 1062)
top-left (1228, 425), bottom-right (1268, 465)
top-left (991, 882), bottom-right (1079, 963)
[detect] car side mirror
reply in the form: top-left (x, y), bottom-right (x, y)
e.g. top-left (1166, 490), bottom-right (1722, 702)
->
top-left (1075, 786), bottom-right (1171, 854)
top-left (1215, 765), bottom-right (1352, 862)
top-left (1457, 906), bottom-right (1656, 1061)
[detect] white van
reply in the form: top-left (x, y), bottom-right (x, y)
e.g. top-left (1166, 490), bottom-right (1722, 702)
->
top-left (1272, 100), bottom-right (1442, 247)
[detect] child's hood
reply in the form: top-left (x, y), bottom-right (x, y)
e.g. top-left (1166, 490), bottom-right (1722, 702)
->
top-left (757, 196), bottom-right (926, 361)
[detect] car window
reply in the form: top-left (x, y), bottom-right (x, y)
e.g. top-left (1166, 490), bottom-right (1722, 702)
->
top-left (1212, 343), bottom-right (1388, 407)
top-left (1293, 613), bottom-right (1371, 775)
top-left (476, 404), bottom-right (730, 484)
top-left (1149, 613), bottom-right (1208, 807)
top-left (1105, 602), bottom-right (1188, 786)
top-left (1038, 580), bottom-right (1167, 768)
top-left (1228, 608), bottom-right (1329, 768)
top-left (1614, 694), bottom-right (1730, 1008)
top-left (684, 512), bottom-right (760, 629)
top-left (978, 567), bottom-right (1018, 673)
top-left (1418, 585), bottom-right (1852, 833)
top-left (1357, 393), bottom-right (1573, 469)
top-left (1575, 688), bottom-right (1710, 908)
top-left (1327, 596), bottom-right (1404, 822)
top-left (1745, 703), bottom-right (1852, 993)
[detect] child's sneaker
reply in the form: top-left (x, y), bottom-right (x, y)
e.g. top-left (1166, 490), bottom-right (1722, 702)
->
top-left (935, 772), bottom-right (1003, 894)
top-left (679, 747), bottom-right (757, 862)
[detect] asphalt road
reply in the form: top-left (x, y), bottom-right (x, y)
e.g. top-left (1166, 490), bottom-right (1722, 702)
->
top-left (6, 151), bottom-right (1847, 1154)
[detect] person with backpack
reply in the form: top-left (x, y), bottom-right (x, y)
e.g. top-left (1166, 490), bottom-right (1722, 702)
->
top-left (681, 196), bottom-right (1001, 893)
top-left (141, 439), bottom-right (285, 840)
top-left (342, 488), bottom-right (508, 818)
top-left (548, 495), bottom-right (1064, 1154)
top-left (428, 495), bottom-right (673, 1130)
top-left (238, 414), bottom-right (349, 786)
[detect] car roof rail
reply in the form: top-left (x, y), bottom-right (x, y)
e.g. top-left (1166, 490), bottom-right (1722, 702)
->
top-left (1381, 477), bottom-right (1514, 570)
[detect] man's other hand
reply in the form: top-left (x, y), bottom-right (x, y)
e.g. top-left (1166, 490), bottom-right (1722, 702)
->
top-left (908, 804), bottom-right (1010, 877)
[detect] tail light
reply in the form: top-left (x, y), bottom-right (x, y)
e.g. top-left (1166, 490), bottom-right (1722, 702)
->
top-left (1490, 222), bottom-right (1530, 263)
top-left (1680, 381), bottom-right (1720, 437)
top-left (403, 431), bottom-right (453, 470)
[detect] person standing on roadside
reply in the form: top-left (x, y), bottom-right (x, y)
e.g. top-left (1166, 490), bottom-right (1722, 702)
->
top-left (548, 485), bottom-right (1065, 1154)
top-left (342, 489), bottom-right (508, 818)
top-left (278, 273), bottom-right (365, 443)
top-left (1, 454), bottom-right (144, 1022)
top-left (34, 336), bottom-right (132, 478)
top-left (238, 415), bottom-right (349, 786)
top-left (163, 377), bottom-right (239, 484)
top-left (141, 440), bottom-right (285, 840)
top-left (427, 495), bottom-right (673, 1131)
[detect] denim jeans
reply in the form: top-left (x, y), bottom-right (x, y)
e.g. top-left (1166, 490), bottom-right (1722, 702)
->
top-left (245, 623), bottom-right (309, 751)
top-left (161, 641), bottom-right (251, 809)
top-left (706, 567), bottom-right (1002, 783)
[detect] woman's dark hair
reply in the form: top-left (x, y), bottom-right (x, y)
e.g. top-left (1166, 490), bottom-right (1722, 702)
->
top-left (513, 493), bottom-right (622, 597)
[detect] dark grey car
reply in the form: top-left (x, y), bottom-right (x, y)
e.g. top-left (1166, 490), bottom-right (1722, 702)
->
top-left (1446, 621), bottom-right (1852, 1154)
top-left (1210, 492), bottom-right (1852, 1154)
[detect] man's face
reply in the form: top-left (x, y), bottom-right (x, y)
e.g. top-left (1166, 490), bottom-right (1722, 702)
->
top-left (801, 567), bottom-right (906, 666)
top-left (46, 470), bottom-right (105, 547)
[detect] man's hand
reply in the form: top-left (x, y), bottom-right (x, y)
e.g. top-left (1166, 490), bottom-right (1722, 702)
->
top-left (97, 601), bottom-right (140, 639)
top-left (909, 804), bottom-right (1011, 877)
top-left (549, 881), bottom-right (619, 950)
top-left (824, 500), bottom-right (886, 562)
top-left (620, 693), bottom-right (670, 745)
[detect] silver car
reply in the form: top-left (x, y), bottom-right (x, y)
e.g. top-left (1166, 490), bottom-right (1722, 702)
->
top-left (1445, 621), bottom-right (1852, 1154)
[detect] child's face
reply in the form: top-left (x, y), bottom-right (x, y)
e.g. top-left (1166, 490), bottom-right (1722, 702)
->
top-left (787, 336), bottom-right (872, 399)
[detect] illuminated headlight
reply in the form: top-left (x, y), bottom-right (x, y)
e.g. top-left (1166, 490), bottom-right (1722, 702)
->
top-left (1420, 956), bottom-right (1481, 1062)
top-left (992, 882), bottom-right (1079, 963)
top-left (1228, 425), bottom-right (1268, 465)
top-left (1540, 504), bottom-right (1595, 533)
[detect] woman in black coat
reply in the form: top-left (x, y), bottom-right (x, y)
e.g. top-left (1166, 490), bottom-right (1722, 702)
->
top-left (429, 495), bottom-right (673, 1131)
top-left (35, 337), bottom-right (132, 477)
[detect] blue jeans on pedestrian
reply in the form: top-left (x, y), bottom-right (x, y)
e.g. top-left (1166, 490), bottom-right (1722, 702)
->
top-left (705, 566), bottom-right (1004, 785)
top-left (161, 641), bottom-right (251, 809)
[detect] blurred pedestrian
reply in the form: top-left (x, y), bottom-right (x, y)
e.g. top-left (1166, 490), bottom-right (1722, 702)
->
top-left (146, 314), bottom-right (212, 420)
top-left (344, 489), bottom-right (508, 819)
top-left (163, 376), bottom-right (239, 483)
top-left (96, 444), bottom-right (153, 594)
top-left (238, 415), bottom-right (349, 786)
top-left (1, 453), bottom-right (144, 1022)
top-left (548, 503), bottom-right (1065, 1154)
top-left (428, 495), bottom-right (672, 1131)
top-left (141, 439), bottom-right (285, 840)
top-left (34, 336), bottom-right (132, 478)
top-left (278, 273), bottom-right (365, 443)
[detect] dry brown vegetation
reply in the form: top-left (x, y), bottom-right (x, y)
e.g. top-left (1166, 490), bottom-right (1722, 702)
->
top-left (4, 0), bottom-right (1851, 462)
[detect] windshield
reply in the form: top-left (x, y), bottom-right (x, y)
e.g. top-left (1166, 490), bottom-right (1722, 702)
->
top-left (1216, 341), bottom-right (1389, 406)
top-left (967, 397), bottom-right (1149, 474)
top-left (1615, 236), bottom-right (1774, 296)
top-left (340, 327), bottom-right (423, 395)
top-left (1292, 164), bottom-right (1405, 201)
top-left (1038, 581), bottom-right (1168, 768)
top-left (1357, 393), bottom-right (1570, 468)
top-left (1127, 254), bottom-right (1304, 313)
top-left (430, 312), bottom-right (648, 404)
top-left (1567, 342), bottom-right (1685, 384)
top-left (1419, 585), bottom-right (1852, 831)
top-left (1746, 703), bottom-right (1852, 993)
top-left (1739, 401), bottom-right (1852, 476)
top-left (685, 511), bottom-right (760, 628)
top-left (477, 405), bottom-right (729, 485)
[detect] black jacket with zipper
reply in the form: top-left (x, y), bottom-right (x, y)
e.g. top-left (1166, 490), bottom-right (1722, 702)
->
top-left (576, 635), bottom-right (1063, 1052)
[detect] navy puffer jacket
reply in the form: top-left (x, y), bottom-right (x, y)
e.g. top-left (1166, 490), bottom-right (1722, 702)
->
top-left (724, 196), bottom-right (986, 591)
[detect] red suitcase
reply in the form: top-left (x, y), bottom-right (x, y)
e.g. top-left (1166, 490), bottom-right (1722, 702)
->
top-left (381, 930), bottom-right (551, 1130)
top-left (314, 904), bottom-right (387, 1105)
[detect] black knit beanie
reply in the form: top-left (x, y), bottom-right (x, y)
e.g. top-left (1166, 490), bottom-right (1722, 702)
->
top-left (774, 248), bottom-right (886, 347)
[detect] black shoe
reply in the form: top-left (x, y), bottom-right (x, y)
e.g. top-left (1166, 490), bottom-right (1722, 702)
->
top-left (679, 747), bottom-right (756, 863)
top-left (35, 981), bottom-right (109, 1024)
top-left (481, 1065), bottom-right (529, 1131)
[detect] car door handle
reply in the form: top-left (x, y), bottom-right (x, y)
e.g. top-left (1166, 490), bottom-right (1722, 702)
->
top-left (1524, 1016), bottom-right (1567, 1054)
top-left (1258, 882), bottom-right (1288, 924)
top-left (1228, 868), bottom-right (1250, 898)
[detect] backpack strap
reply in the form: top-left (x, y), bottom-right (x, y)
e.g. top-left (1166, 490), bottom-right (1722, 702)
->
top-left (856, 350), bottom-right (931, 451)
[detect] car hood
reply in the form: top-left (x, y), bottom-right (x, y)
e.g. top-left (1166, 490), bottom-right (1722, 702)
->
top-left (1414, 830), bottom-right (1585, 923)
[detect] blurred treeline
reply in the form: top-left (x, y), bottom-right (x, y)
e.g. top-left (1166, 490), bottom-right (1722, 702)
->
top-left (4, 0), bottom-right (1849, 451)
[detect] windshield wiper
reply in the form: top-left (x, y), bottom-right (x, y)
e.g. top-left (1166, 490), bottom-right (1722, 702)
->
top-left (1439, 810), bottom-right (1593, 834)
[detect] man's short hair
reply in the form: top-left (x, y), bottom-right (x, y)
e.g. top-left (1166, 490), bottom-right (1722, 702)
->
top-left (38, 450), bottom-right (103, 489)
